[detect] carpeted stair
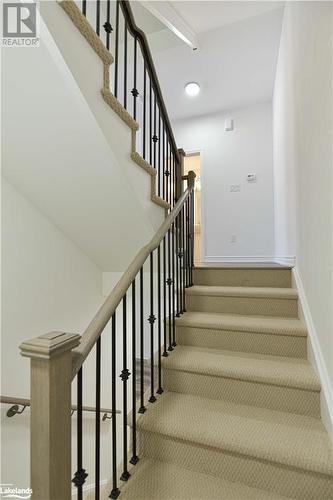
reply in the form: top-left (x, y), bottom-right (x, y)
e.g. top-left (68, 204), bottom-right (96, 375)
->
top-left (106, 265), bottom-right (333, 499)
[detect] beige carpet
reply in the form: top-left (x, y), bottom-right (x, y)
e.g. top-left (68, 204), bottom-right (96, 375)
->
top-left (105, 266), bottom-right (333, 499)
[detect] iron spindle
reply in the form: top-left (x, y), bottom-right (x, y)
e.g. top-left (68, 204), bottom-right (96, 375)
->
top-left (162, 237), bottom-right (168, 357)
top-left (72, 368), bottom-right (87, 499)
top-left (186, 198), bottom-right (190, 287)
top-left (148, 252), bottom-right (156, 402)
top-left (95, 338), bottom-right (101, 500)
top-left (191, 190), bottom-right (195, 285)
top-left (157, 245), bottom-right (163, 392)
top-left (110, 313), bottom-right (120, 499)
top-left (114, 1), bottom-right (119, 98)
top-left (158, 113), bottom-right (161, 196)
top-left (143, 64), bottom-right (146, 159)
top-left (120, 294), bottom-right (130, 482)
top-left (167, 229), bottom-right (173, 351)
top-left (176, 213), bottom-right (180, 317)
top-left (133, 37), bottom-right (137, 120)
top-left (124, 18), bottom-right (127, 109)
top-left (149, 80), bottom-right (152, 165)
top-left (130, 280), bottom-right (139, 465)
top-left (138, 267), bottom-right (146, 413)
top-left (182, 204), bottom-right (186, 312)
top-left (96, 0), bottom-right (100, 36)
top-left (172, 221), bottom-right (176, 346)
top-left (82, 0), bottom-right (86, 17)
top-left (165, 140), bottom-right (169, 205)
top-left (162, 124), bottom-right (165, 201)
top-left (153, 93), bottom-right (157, 169)
top-left (105, 0), bottom-right (112, 50)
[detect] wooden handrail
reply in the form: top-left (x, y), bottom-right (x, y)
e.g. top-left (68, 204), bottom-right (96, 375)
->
top-left (71, 171), bottom-right (196, 378)
top-left (120, 0), bottom-right (179, 160)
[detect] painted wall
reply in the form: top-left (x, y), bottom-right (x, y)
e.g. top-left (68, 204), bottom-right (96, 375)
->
top-left (272, 1), bottom-right (333, 420)
top-left (173, 102), bottom-right (275, 261)
top-left (0, 179), bottom-right (110, 491)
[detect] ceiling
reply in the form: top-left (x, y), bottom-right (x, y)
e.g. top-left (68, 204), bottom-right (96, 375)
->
top-left (137, 1), bottom-right (285, 121)
top-left (169, 1), bottom-right (285, 35)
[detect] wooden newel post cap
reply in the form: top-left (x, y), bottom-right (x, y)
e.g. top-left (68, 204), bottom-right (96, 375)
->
top-left (20, 331), bottom-right (81, 360)
top-left (188, 170), bottom-right (196, 190)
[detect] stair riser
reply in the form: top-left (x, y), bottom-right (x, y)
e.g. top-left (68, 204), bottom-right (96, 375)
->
top-left (177, 326), bottom-right (307, 358)
top-left (138, 430), bottom-right (333, 500)
top-left (186, 294), bottom-right (298, 317)
top-left (162, 368), bottom-right (320, 417)
top-left (194, 268), bottom-right (292, 288)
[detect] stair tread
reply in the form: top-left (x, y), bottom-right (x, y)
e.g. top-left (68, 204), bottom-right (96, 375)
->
top-left (137, 392), bottom-right (333, 476)
top-left (161, 345), bottom-right (320, 391)
top-left (176, 311), bottom-right (307, 336)
top-left (116, 458), bottom-right (291, 499)
top-left (186, 285), bottom-right (298, 299)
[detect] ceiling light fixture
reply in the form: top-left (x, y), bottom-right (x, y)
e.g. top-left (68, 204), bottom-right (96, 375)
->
top-left (185, 82), bottom-right (200, 97)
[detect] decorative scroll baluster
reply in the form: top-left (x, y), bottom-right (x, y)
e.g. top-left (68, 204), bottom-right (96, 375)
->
top-left (104, 0), bottom-right (112, 50)
top-left (138, 267), bottom-right (146, 413)
top-left (95, 338), bottom-right (101, 499)
top-left (73, 368), bottom-right (87, 499)
top-left (167, 229), bottom-right (173, 351)
top-left (132, 37), bottom-right (137, 120)
top-left (130, 279), bottom-right (139, 465)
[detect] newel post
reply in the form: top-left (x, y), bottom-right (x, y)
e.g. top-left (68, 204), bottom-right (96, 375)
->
top-left (187, 170), bottom-right (196, 190)
top-left (20, 332), bottom-right (80, 500)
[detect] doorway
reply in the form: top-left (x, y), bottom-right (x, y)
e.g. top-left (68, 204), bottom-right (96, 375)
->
top-left (184, 153), bottom-right (201, 264)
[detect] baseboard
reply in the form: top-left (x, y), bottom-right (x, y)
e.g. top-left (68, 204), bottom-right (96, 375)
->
top-left (204, 255), bottom-right (277, 263)
top-left (292, 267), bottom-right (333, 440)
top-left (274, 255), bottom-right (296, 266)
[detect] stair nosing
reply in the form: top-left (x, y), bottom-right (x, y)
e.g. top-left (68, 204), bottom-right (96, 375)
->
top-left (186, 285), bottom-right (298, 300)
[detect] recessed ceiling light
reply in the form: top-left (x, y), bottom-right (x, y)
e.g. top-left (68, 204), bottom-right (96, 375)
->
top-left (185, 82), bottom-right (200, 97)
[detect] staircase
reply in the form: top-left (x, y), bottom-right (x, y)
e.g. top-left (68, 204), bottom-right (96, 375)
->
top-left (106, 265), bottom-right (333, 500)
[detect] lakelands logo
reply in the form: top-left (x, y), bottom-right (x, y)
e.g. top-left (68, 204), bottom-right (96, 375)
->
top-left (0, 484), bottom-right (32, 499)
top-left (2, 2), bottom-right (40, 47)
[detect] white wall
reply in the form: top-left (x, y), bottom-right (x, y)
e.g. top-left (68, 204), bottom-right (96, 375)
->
top-left (173, 102), bottom-right (275, 261)
top-left (272, 2), bottom-right (333, 428)
top-left (1, 179), bottom-right (107, 489)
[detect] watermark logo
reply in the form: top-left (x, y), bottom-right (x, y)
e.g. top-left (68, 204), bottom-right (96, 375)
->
top-left (2, 2), bottom-right (40, 47)
top-left (0, 484), bottom-right (32, 499)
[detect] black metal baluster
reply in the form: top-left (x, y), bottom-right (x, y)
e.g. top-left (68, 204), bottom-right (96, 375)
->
top-left (72, 368), bottom-right (87, 499)
top-left (167, 229), bottom-right (173, 351)
top-left (95, 338), bottom-right (101, 500)
top-left (162, 124), bottom-right (165, 201)
top-left (158, 113), bottom-right (161, 197)
top-left (110, 313), bottom-right (120, 499)
top-left (153, 93), bottom-right (157, 169)
top-left (114, 1), bottom-right (119, 98)
top-left (96, 0), bottom-right (101, 36)
top-left (130, 279), bottom-right (139, 465)
top-left (176, 213), bottom-right (180, 317)
top-left (190, 190), bottom-right (195, 285)
top-left (143, 64), bottom-right (146, 160)
top-left (104, 0), bottom-right (112, 50)
top-left (165, 140), bottom-right (169, 205)
top-left (182, 204), bottom-right (186, 312)
top-left (157, 245), bottom-right (163, 392)
top-left (162, 236), bottom-right (168, 357)
top-left (82, 0), bottom-right (86, 17)
top-left (124, 18), bottom-right (127, 109)
top-left (178, 211), bottom-right (183, 315)
top-left (186, 198), bottom-right (190, 287)
top-left (138, 267), bottom-right (146, 413)
top-left (172, 221), bottom-right (176, 346)
top-left (120, 295), bottom-right (130, 482)
top-left (132, 37), bottom-right (138, 120)
top-left (148, 252), bottom-right (156, 402)
top-left (149, 80), bottom-right (152, 165)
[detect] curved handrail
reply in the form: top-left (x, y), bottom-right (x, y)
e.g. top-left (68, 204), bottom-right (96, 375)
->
top-left (120, 0), bottom-right (179, 160)
top-left (71, 171), bottom-right (196, 378)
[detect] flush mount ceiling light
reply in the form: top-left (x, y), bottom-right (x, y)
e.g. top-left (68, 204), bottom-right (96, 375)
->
top-left (185, 82), bottom-right (200, 97)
